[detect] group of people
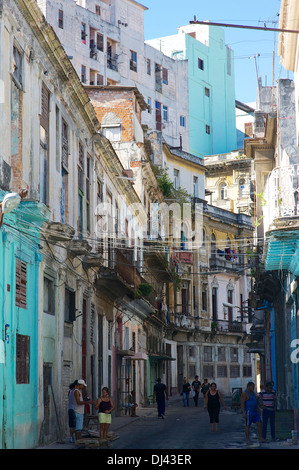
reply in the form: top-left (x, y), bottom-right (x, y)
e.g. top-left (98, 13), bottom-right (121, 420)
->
top-left (153, 376), bottom-right (278, 444)
top-left (68, 379), bottom-right (115, 442)
top-left (241, 381), bottom-right (278, 445)
top-left (181, 377), bottom-right (212, 407)
top-left (180, 377), bottom-right (226, 431)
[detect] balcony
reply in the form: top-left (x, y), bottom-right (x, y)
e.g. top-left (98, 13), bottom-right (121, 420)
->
top-left (212, 319), bottom-right (247, 334)
top-left (67, 239), bottom-right (92, 258)
top-left (209, 250), bottom-right (242, 272)
top-left (96, 248), bottom-right (142, 299)
top-left (263, 165), bottom-right (299, 274)
top-left (143, 240), bottom-right (172, 281)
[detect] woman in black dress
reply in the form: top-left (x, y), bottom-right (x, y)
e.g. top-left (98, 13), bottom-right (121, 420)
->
top-left (204, 382), bottom-right (226, 432)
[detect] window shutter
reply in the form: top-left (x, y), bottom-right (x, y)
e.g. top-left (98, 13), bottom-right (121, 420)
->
top-left (16, 259), bottom-right (27, 309)
top-left (16, 334), bottom-right (30, 384)
top-left (40, 83), bottom-right (50, 131)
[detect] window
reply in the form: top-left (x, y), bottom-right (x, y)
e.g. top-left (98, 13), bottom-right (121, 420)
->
top-left (230, 365), bottom-right (240, 378)
top-left (203, 365), bottom-right (214, 378)
top-left (180, 116), bottom-right (186, 127)
top-left (78, 190), bottom-right (84, 237)
top-left (147, 58), bottom-right (151, 75)
top-left (239, 178), bottom-right (246, 197)
top-left (201, 285), bottom-right (207, 311)
top-left (162, 105), bottom-right (168, 122)
top-left (220, 182), bottom-right (227, 200)
top-left (13, 45), bottom-right (23, 86)
top-left (243, 365), bottom-right (252, 377)
top-left (132, 332), bottom-right (136, 351)
top-left (198, 58), bottom-right (204, 70)
top-left (130, 50), bottom-right (137, 72)
top-left (78, 141), bottom-right (84, 192)
top-left (65, 288), bottom-right (76, 323)
top-left (43, 277), bottom-right (55, 315)
top-left (212, 287), bottom-right (218, 321)
top-left (95, 4), bottom-right (101, 15)
top-left (16, 334), bottom-right (30, 384)
top-left (97, 179), bottom-right (103, 204)
top-left (230, 347), bottom-right (238, 363)
top-left (155, 100), bottom-right (162, 130)
top-left (203, 346), bottom-right (212, 362)
top-left (81, 23), bottom-right (87, 43)
top-left (193, 176), bottom-right (199, 197)
top-left (16, 259), bottom-right (27, 309)
top-left (217, 365), bottom-right (227, 378)
top-left (97, 74), bottom-right (104, 85)
top-left (81, 65), bottom-right (87, 83)
top-left (173, 168), bottom-right (180, 189)
top-left (155, 63), bottom-right (162, 93)
top-left (86, 155), bottom-right (91, 233)
top-left (58, 9), bottom-right (64, 29)
top-left (162, 67), bottom-right (168, 85)
top-left (40, 83), bottom-right (50, 205)
top-left (102, 125), bottom-right (121, 141)
top-left (205, 87), bottom-right (210, 97)
top-left (218, 347), bottom-right (226, 362)
top-left (206, 125), bottom-right (210, 134)
top-left (244, 122), bottom-right (253, 137)
top-left (125, 326), bottom-right (129, 350)
top-left (211, 233), bottom-right (216, 256)
top-left (97, 33), bottom-right (104, 52)
top-left (147, 97), bottom-right (152, 113)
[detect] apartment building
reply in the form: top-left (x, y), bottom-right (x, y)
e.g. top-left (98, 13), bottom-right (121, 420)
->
top-left (36, 0), bottom-right (237, 159)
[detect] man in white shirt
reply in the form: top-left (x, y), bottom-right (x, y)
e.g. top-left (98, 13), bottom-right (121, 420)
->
top-left (73, 379), bottom-right (93, 440)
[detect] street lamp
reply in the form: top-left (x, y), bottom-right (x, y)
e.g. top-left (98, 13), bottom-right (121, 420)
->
top-left (0, 190), bottom-right (27, 228)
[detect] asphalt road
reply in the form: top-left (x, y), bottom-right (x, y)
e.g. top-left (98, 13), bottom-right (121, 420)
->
top-left (110, 397), bottom-right (249, 449)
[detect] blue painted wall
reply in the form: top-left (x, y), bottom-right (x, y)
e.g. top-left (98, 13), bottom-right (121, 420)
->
top-left (0, 195), bottom-right (50, 448)
top-left (185, 26), bottom-right (237, 158)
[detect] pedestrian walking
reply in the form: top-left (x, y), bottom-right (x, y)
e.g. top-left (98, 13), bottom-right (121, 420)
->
top-left (153, 378), bottom-right (168, 419)
top-left (259, 381), bottom-right (277, 441)
top-left (181, 377), bottom-right (191, 407)
top-left (240, 381), bottom-right (265, 446)
top-left (191, 376), bottom-right (201, 407)
top-left (68, 379), bottom-right (78, 442)
top-left (201, 378), bottom-right (210, 397)
top-left (204, 382), bottom-right (226, 432)
top-left (95, 387), bottom-right (115, 440)
top-left (73, 379), bottom-right (93, 441)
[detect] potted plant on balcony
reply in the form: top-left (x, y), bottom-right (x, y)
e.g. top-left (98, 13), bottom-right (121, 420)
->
top-left (211, 321), bottom-right (218, 334)
top-left (136, 283), bottom-right (154, 298)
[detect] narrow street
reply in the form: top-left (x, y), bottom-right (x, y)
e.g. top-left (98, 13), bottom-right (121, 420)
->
top-left (110, 397), bottom-right (263, 450)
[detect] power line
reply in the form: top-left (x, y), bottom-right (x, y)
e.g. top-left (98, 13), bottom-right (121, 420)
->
top-left (189, 19), bottom-right (298, 34)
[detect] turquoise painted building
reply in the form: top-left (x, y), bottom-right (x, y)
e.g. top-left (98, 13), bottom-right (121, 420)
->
top-left (147, 24), bottom-right (237, 158)
top-left (184, 26), bottom-right (237, 158)
top-left (0, 192), bottom-right (50, 449)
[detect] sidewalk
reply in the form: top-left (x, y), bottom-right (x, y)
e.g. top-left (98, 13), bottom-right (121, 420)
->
top-left (35, 401), bottom-right (159, 450)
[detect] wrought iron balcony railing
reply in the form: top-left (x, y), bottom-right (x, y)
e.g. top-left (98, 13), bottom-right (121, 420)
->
top-left (263, 164), bottom-right (299, 234)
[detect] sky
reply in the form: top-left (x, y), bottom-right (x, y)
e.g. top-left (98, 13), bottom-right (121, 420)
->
top-left (143, 0), bottom-right (291, 104)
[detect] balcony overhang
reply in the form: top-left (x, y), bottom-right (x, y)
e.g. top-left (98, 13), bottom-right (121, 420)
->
top-left (67, 239), bottom-right (92, 258)
top-left (148, 353), bottom-right (176, 361)
top-left (95, 268), bottom-right (136, 300)
top-left (116, 349), bottom-right (136, 357)
top-left (264, 228), bottom-right (299, 274)
top-left (45, 221), bottom-right (75, 243)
